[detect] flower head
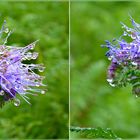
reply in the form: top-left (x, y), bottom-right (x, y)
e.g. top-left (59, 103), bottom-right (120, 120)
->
top-left (102, 17), bottom-right (140, 97)
top-left (0, 20), bottom-right (45, 107)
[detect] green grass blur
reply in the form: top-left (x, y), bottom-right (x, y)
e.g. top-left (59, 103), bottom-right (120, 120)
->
top-left (71, 1), bottom-right (140, 139)
top-left (0, 1), bottom-right (68, 139)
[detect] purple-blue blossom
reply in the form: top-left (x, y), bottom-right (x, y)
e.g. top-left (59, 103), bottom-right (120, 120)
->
top-left (102, 17), bottom-right (140, 96)
top-left (0, 21), bottom-right (45, 106)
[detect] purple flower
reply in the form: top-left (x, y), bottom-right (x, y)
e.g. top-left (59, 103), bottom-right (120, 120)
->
top-left (0, 20), bottom-right (45, 106)
top-left (102, 17), bottom-right (140, 96)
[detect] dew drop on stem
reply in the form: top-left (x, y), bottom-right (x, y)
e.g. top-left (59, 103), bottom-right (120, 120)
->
top-left (14, 98), bottom-right (20, 107)
top-left (107, 78), bottom-right (113, 83)
top-left (0, 90), bottom-right (4, 96)
top-left (41, 90), bottom-right (45, 94)
top-left (4, 28), bottom-right (9, 33)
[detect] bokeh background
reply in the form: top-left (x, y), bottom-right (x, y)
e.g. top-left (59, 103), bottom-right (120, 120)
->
top-left (0, 1), bottom-right (68, 139)
top-left (71, 1), bottom-right (140, 139)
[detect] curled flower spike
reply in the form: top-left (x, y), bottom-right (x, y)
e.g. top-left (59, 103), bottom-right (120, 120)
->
top-left (102, 17), bottom-right (140, 97)
top-left (0, 20), bottom-right (45, 107)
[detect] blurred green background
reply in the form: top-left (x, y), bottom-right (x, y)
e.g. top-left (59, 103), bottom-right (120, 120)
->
top-left (71, 1), bottom-right (140, 139)
top-left (0, 1), bottom-right (68, 139)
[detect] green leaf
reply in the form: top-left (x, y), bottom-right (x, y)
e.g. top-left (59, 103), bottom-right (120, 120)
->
top-left (70, 126), bottom-right (120, 139)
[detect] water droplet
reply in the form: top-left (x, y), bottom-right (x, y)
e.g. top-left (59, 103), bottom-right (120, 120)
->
top-left (14, 98), bottom-right (20, 107)
top-left (6, 83), bottom-right (12, 89)
top-left (132, 62), bottom-right (137, 66)
top-left (23, 87), bottom-right (27, 91)
top-left (108, 56), bottom-right (113, 60)
top-left (109, 83), bottom-right (116, 87)
top-left (4, 28), bottom-right (9, 33)
top-left (15, 85), bottom-right (20, 90)
top-left (30, 43), bottom-right (35, 50)
top-left (131, 34), bottom-right (136, 39)
top-left (38, 66), bottom-right (45, 72)
top-left (0, 90), bottom-right (4, 96)
top-left (127, 78), bottom-right (131, 81)
top-left (32, 52), bottom-right (38, 59)
top-left (26, 52), bottom-right (32, 60)
top-left (36, 84), bottom-right (40, 87)
top-left (123, 31), bottom-right (127, 36)
top-left (136, 95), bottom-right (138, 98)
top-left (41, 90), bottom-right (45, 94)
top-left (107, 78), bottom-right (113, 83)
top-left (126, 28), bottom-right (131, 32)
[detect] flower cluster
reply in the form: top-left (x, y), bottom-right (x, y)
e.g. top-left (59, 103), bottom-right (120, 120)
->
top-left (0, 20), bottom-right (45, 107)
top-left (102, 17), bottom-right (140, 97)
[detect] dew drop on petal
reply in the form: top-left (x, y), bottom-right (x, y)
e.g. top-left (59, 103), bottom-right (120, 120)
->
top-left (131, 34), bottom-right (136, 39)
top-left (14, 98), bottom-right (20, 107)
top-left (23, 87), bottom-right (27, 91)
top-left (36, 84), bottom-right (40, 87)
top-left (15, 85), bottom-right (20, 90)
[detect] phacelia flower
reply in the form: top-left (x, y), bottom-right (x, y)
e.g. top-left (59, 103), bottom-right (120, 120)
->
top-left (0, 20), bottom-right (45, 107)
top-left (102, 17), bottom-right (140, 97)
